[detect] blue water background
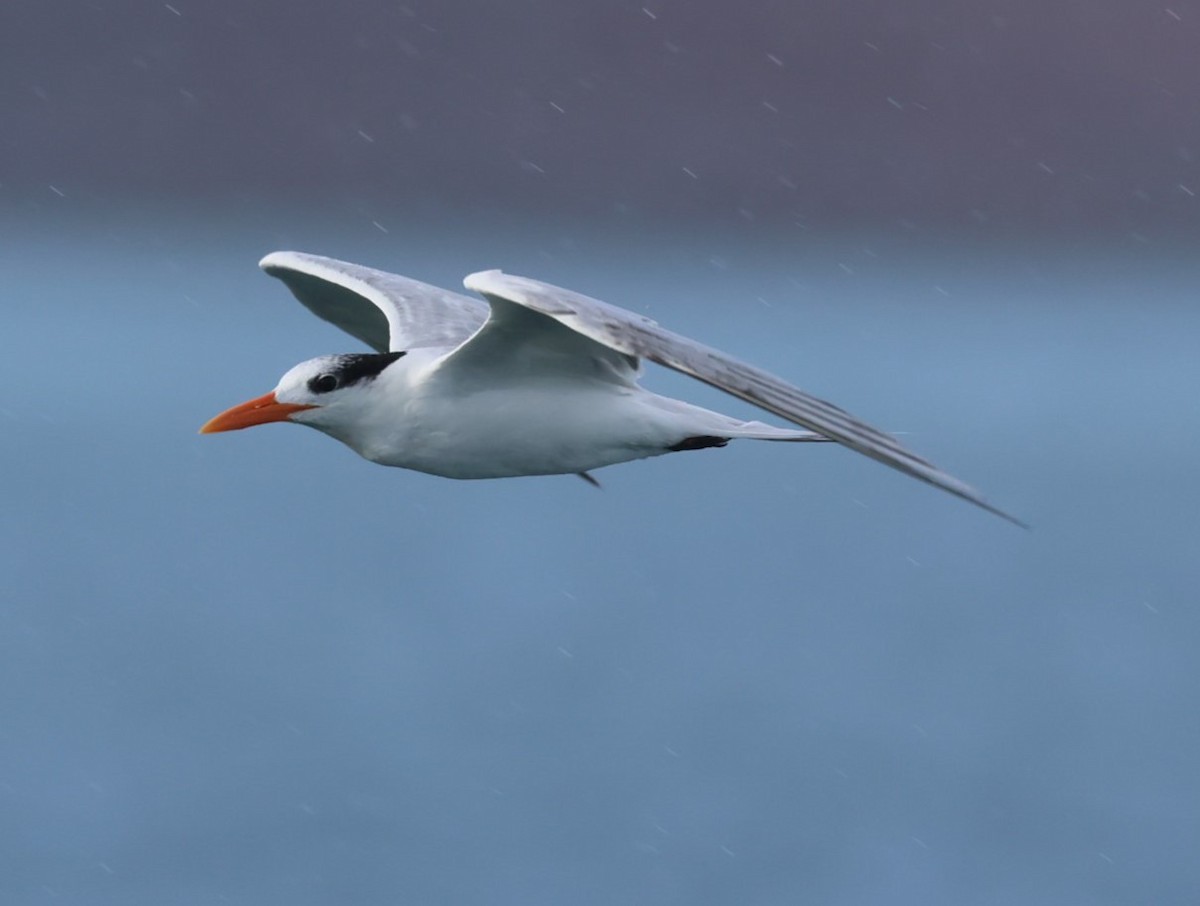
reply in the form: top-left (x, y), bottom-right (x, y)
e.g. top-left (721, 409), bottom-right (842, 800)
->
top-left (2, 209), bottom-right (1197, 904)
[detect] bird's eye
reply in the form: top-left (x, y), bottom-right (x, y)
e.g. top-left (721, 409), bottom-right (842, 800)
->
top-left (309, 373), bottom-right (339, 394)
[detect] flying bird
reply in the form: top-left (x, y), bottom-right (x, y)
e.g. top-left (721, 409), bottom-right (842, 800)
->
top-left (202, 252), bottom-right (1021, 525)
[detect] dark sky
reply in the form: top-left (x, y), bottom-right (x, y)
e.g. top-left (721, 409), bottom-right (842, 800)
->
top-left (4, 0), bottom-right (1199, 234)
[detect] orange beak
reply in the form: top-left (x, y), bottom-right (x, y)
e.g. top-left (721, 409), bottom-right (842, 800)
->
top-left (200, 392), bottom-right (317, 434)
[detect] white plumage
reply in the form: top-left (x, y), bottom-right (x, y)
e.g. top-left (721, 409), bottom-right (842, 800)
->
top-left (201, 251), bottom-right (1021, 525)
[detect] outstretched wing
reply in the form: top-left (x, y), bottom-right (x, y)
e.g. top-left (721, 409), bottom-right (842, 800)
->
top-left (464, 269), bottom-right (1023, 526)
top-left (259, 251), bottom-right (487, 353)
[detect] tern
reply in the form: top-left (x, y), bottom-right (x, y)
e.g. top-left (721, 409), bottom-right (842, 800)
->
top-left (202, 252), bottom-right (1021, 525)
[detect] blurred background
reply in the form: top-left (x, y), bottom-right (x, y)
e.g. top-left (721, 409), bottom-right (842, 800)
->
top-left (2, 2), bottom-right (1198, 904)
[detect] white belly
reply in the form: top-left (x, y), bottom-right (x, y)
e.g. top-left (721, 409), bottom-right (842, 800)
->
top-left (360, 384), bottom-right (683, 479)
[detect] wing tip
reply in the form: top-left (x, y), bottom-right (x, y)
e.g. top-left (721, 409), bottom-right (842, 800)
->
top-left (952, 484), bottom-right (1029, 529)
top-left (259, 250), bottom-right (309, 274)
top-left (903, 458), bottom-right (1027, 529)
top-left (260, 250), bottom-right (349, 276)
top-left (463, 269), bottom-right (506, 294)
top-left (985, 503), bottom-right (1031, 530)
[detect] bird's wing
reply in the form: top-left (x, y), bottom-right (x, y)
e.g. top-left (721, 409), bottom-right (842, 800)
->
top-left (435, 271), bottom-right (642, 385)
top-left (462, 269), bottom-right (1023, 526)
top-left (259, 251), bottom-right (488, 353)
